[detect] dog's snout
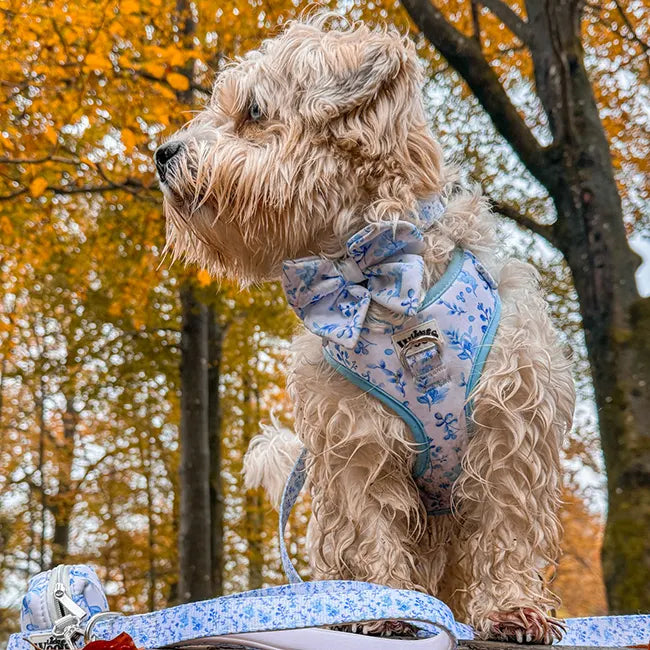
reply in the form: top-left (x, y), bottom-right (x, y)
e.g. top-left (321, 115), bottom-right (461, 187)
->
top-left (155, 141), bottom-right (183, 180)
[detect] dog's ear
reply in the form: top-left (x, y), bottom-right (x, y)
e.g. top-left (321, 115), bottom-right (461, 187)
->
top-left (302, 27), bottom-right (417, 122)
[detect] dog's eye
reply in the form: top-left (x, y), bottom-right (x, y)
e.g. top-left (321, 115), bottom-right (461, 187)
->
top-left (249, 102), bottom-right (263, 121)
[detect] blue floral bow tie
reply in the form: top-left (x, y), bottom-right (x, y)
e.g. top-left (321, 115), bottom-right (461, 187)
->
top-left (282, 199), bottom-right (445, 348)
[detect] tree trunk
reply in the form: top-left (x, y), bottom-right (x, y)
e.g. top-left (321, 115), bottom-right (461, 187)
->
top-left (50, 397), bottom-right (77, 567)
top-left (207, 304), bottom-right (225, 596)
top-left (178, 282), bottom-right (212, 602)
top-left (399, 0), bottom-right (649, 611)
top-left (524, 0), bottom-right (650, 612)
top-left (556, 195), bottom-right (650, 611)
top-left (242, 370), bottom-right (264, 590)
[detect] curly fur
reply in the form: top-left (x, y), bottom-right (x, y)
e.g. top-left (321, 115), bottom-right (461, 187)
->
top-left (158, 14), bottom-right (575, 642)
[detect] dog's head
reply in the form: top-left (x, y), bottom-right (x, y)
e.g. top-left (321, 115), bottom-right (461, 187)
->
top-left (157, 16), bottom-right (442, 283)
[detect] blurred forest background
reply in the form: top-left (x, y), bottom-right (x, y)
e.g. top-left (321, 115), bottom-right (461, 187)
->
top-left (0, 0), bottom-right (648, 640)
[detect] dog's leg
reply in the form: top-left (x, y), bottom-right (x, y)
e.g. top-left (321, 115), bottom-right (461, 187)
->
top-left (305, 409), bottom-right (425, 590)
top-left (411, 514), bottom-right (457, 600)
top-left (454, 261), bottom-right (575, 643)
top-left (307, 428), bottom-right (426, 638)
top-left (289, 334), bottom-right (427, 635)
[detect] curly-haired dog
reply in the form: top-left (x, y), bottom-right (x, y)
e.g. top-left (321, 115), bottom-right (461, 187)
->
top-left (156, 15), bottom-right (575, 643)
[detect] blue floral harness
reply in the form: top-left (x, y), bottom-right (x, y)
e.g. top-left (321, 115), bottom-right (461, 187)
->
top-left (282, 199), bottom-right (501, 516)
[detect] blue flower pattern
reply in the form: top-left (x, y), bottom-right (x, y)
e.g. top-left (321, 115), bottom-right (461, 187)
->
top-left (368, 360), bottom-right (407, 397)
top-left (324, 250), bottom-right (501, 516)
top-left (416, 386), bottom-right (449, 409)
top-left (20, 565), bottom-right (108, 635)
top-left (282, 218), bottom-right (437, 350)
top-left (434, 412), bottom-right (459, 440)
top-left (12, 560), bottom-right (650, 649)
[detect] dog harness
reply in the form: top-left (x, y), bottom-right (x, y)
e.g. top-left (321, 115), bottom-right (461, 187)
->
top-left (282, 198), bottom-right (501, 516)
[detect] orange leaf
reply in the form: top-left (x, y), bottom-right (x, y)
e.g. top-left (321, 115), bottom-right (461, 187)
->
top-left (44, 127), bottom-right (58, 145)
top-left (197, 269), bottom-right (212, 287)
top-left (84, 53), bottom-right (111, 71)
top-left (29, 177), bottom-right (48, 198)
top-left (121, 128), bottom-right (138, 151)
top-left (121, 0), bottom-right (139, 14)
top-left (141, 62), bottom-right (166, 79)
top-left (166, 72), bottom-right (190, 92)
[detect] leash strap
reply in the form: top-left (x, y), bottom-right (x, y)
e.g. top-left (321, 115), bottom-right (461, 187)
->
top-left (9, 581), bottom-right (471, 650)
top-left (279, 448), bottom-right (308, 583)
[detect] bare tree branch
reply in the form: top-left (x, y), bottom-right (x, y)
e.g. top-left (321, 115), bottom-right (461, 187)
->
top-left (479, 0), bottom-right (532, 43)
top-left (471, 0), bottom-right (482, 43)
top-left (489, 197), bottom-right (558, 247)
top-left (0, 155), bottom-right (79, 165)
top-left (0, 179), bottom-right (156, 201)
top-left (136, 69), bottom-right (212, 96)
top-left (400, 0), bottom-right (556, 190)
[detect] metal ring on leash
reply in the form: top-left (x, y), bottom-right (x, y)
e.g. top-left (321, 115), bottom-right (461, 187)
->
top-left (84, 612), bottom-right (124, 644)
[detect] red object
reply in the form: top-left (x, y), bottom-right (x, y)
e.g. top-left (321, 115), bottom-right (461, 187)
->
top-left (83, 633), bottom-right (139, 650)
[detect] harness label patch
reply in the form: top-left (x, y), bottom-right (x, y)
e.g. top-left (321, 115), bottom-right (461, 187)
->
top-left (392, 319), bottom-right (450, 390)
top-left (392, 318), bottom-right (444, 353)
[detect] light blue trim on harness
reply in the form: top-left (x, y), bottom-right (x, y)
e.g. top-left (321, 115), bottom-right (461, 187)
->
top-left (322, 347), bottom-right (430, 475)
top-left (418, 248), bottom-right (465, 310)
top-left (465, 294), bottom-right (501, 418)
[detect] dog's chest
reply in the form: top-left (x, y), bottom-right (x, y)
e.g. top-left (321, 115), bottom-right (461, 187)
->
top-left (323, 249), bottom-right (501, 515)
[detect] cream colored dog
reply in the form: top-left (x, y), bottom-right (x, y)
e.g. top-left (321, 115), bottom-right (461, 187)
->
top-left (156, 15), bottom-right (575, 643)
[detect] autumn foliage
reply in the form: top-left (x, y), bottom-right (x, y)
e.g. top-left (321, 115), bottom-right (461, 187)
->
top-left (1, 0), bottom-right (646, 634)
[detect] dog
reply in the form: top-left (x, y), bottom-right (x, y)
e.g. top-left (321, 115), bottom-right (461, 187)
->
top-left (156, 14), bottom-right (575, 643)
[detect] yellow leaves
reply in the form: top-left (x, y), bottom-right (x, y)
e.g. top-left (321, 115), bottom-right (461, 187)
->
top-left (0, 216), bottom-right (12, 235)
top-left (155, 84), bottom-right (178, 102)
top-left (197, 269), bottom-right (212, 287)
top-left (109, 21), bottom-right (125, 37)
top-left (139, 48), bottom-right (195, 83)
top-left (163, 47), bottom-right (193, 68)
top-left (141, 61), bottom-right (167, 79)
top-left (108, 302), bottom-right (123, 317)
top-left (166, 72), bottom-right (190, 92)
top-left (120, 0), bottom-right (140, 15)
top-left (44, 127), bottom-right (58, 145)
top-left (84, 53), bottom-right (112, 72)
top-left (29, 178), bottom-right (48, 198)
top-left (121, 128), bottom-right (138, 152)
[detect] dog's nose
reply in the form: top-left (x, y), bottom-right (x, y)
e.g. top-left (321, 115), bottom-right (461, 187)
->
top-left (155, 141), bottom-right (183, 179)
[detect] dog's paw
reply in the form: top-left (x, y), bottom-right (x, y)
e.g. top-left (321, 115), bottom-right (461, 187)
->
top-left (487, 608), bottom-right (565, 644)
top-left (331, 620), bottom-right (419, 637)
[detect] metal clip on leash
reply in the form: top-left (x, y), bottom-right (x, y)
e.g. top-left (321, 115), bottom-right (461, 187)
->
top-left (83, 613), bottom-right (125, 645)
top-left (26, 588), bottom-right (122, 650)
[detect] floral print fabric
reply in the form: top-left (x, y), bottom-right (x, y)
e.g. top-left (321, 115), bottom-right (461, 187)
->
top-left (323, 249), bottom-right (501, 515)
top-left (9, 571), bottom-right (650, 649)
top-left (282, 200), bottom-right (446, 349)
top-left (21, 565), bottom-right (109, 633)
